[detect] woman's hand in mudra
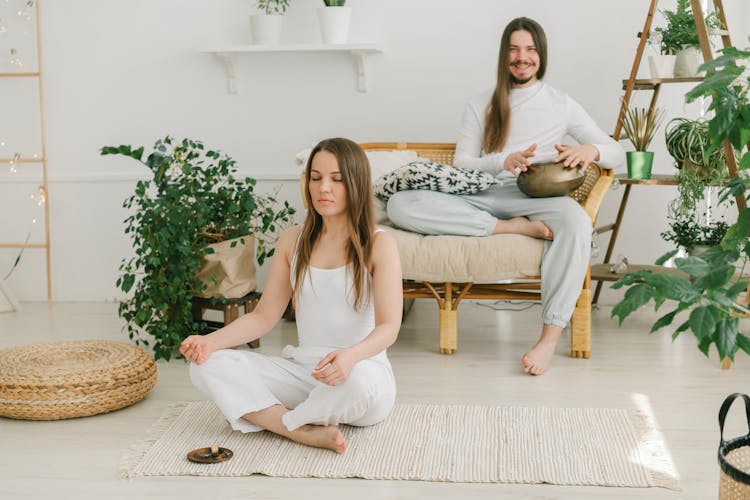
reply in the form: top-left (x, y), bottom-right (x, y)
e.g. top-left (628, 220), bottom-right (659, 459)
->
top-left (312, 348), bottom-right (358, 386)
top-left (504, 143), bottom-right (537, 176)
top-left (180, 335), bottom-right (215, 365)
top-left (554, 144), bottom-right (599, 170)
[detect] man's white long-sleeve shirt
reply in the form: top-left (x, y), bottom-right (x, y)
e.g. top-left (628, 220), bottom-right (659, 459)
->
top-left (454, 81), bottom-right (625, 178)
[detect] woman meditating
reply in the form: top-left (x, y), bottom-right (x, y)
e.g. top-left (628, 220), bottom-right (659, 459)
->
top-left (181, 137), bottom-right (403, 454)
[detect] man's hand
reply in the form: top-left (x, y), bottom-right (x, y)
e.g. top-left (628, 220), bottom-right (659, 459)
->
top-left (554, 144), bottom-right (599, 170)
top-left (312, 348), bottom-right (359, 386)
top-left (179, 335), bottom-right (216, 365)
top-left (504, 143), bottom-right (537, 176)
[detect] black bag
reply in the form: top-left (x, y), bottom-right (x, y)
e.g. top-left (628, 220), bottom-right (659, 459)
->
top-left (718, 393), bottom-right (750, 499)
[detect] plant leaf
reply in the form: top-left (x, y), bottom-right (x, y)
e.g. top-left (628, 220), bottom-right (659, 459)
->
top-left (693, 265), bottom-right (736, 289)
top-left (643, 273), bottom-right (700, 303)
top-left (736, 333), bottom-right (750, 355)
top-left (611, 269), bottom-right (652, 289)
top-left (688, 305), bottom-right (720, 340)
top-left (714, 317), bottom-right (738, 361)
top-left (655, 249), bottom-right (679, 266)
top-left (651, 308), bottom-right (682, 333)
top-left (611, 283), bottom-right (654, 324)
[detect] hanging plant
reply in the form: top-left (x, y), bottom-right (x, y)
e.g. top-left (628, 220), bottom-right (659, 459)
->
top-left (665, 117), bottom-right (731, 211)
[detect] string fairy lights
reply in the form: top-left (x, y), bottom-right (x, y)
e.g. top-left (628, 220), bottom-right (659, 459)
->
top-left (1, 2), bottom-right (44, 286)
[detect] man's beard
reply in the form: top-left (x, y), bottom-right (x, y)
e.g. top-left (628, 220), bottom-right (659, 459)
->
top-left (510, 74), bottom-right (535, 85)
top-left (509, 62), bottom-right (536, 85)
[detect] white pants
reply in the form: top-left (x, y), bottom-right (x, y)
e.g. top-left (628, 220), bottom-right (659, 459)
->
top-left (189, 348), bottom-right (397, 433)
top-left (387, 184), bottom-right (591, 327)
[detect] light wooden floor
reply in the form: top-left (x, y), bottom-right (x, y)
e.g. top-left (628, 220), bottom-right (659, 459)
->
top-left (0, 300), bottom-right (748, 499)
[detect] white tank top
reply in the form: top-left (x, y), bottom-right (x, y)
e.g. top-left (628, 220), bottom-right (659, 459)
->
top-left (289, 229), bottom-right (388, 364)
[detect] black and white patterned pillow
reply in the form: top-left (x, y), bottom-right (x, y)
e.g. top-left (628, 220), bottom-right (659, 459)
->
top-left (373, 160), bottom-right (498, 200)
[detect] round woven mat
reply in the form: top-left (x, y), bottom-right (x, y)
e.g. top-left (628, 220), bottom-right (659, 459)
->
top-left (0, 340), bottom-right (157, 421)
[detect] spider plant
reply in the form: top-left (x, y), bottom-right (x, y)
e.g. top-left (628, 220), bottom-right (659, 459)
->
top-left (621, 106), bottom-right (665, 151)
top-left (257, 0), bottom-right (290, 15)
top-left (665, 117), bottom-right (730, 210)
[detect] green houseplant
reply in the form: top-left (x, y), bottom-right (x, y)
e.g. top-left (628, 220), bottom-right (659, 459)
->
top-left (257, 0), bottom-right (290, 14)
top-left (651, 0), bottom-right (723, 77)
top-left (252, 0), bottom-right (291, 44)
top-left (318, 0), bottom-right (351, 44)
top-left (665, 117), bottom-right (731, 210)
top-left (611, 46), bottom-right (750, 363)
top-left (102, 137), bottom-right (295, 361)
top-left (621, 106), bottom-right (665, 179)
top-left (661, 211), bottom-right (730, 255)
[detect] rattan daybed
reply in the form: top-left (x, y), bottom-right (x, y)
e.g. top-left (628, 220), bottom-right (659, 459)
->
top-left (361, 142), bottom-right (612, 358)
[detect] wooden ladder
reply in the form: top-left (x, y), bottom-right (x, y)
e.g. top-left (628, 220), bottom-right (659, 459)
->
top-left (0, 0), bottom-right (52, 304)
top-left (595, 0), bottom-right (746, 369)
top-left (595, 0), bottom-right (743, 302)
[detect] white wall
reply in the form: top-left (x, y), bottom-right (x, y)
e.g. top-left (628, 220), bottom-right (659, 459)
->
top-left (0, 0), bottom-right (748, 304)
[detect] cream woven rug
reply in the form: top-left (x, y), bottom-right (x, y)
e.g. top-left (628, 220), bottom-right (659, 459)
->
top-left (121, 401), bottom-right (679, 489)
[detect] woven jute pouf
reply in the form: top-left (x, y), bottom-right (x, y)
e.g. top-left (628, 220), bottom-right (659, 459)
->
top-left (0, 340), bottom-right (157, 420)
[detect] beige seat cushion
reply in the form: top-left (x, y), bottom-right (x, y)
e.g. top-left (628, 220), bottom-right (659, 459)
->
top-left (380, 224), bottom-right (544, 283)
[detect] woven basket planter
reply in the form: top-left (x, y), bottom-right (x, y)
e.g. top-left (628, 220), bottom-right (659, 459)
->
top-left (0, 340), bottom-right (157, 420)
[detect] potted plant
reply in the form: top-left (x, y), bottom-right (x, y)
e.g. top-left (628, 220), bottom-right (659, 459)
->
top-left (665, 117), bottom-right (731, 210)
top-left (652, 0), bottom-right (723, 77)
top-left (251, 0), bottom-right (291, 45)
top-left (317, 0), bottom-right (351, 44)
top-left (611, 46), bottom-right (750, 364)
top-left (660, 211), bottom-right (730, 256)
top-left (620, 106), bottom-right (665, 179)
top-left (647, 29), bottom-right (677, 79)
top-left (102, 137), bottom-right (295, 360)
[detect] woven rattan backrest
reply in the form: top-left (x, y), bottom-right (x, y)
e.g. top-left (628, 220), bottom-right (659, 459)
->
top-left (360, 142), bottom-right (602, 204)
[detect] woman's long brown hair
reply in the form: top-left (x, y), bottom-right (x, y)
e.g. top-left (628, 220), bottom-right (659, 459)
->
top-left (293, 138), bottom-right (376, 310)
top-left (483, 17), bottom-right (548, 154)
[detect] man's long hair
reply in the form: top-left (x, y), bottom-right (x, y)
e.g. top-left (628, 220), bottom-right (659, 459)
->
top-left (483, 17), bottom-right (548, 154)
top-left (294, 138), bottom-right (375, 311)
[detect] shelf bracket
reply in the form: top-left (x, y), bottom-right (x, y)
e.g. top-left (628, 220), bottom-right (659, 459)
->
top-left (350, 50), bottom-right (369, 93)
top-left (214, 52), bottom-right (238, 94)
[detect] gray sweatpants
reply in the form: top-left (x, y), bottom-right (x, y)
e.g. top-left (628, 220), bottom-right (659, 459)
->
top-left (386, 183), bottom-right (591, 328)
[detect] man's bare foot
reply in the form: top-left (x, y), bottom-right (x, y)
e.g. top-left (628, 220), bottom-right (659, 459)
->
top-left (522, 343), bottom-right (556, 376)
top-left (495, 217), bottom-right (553, 240)
top-left (296, 424), bottom-right (347, 454)
top-left (522, 325), bottom-right (563, 376)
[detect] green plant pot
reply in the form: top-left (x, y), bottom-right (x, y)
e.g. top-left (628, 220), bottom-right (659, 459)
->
top-left (626, 151), bottom-right (654, 180)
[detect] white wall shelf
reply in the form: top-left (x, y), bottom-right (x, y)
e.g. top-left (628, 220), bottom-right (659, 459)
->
top-left (200, 43), bottom-right (382, 94)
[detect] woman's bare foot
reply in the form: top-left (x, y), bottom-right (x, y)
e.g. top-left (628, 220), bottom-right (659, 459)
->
top-left (242, 404), bottom-right (346, 454)
top-left (296, 424), bottom-right (347, 454)
top-left (521, 325), bottom-right (563, 376)
top-left (495, 217), bottom-right (553, 240)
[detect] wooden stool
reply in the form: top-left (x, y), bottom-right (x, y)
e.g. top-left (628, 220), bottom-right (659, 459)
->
top-left (191, 291), bottom-right (262, 348)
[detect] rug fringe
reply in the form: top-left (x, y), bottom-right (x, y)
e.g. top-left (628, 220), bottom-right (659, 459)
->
top-left (119, 401), bottom-right (189, 479)
top-left (629, 409), bottom-right (681, 491)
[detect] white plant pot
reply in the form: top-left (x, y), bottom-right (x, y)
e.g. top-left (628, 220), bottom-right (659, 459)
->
top-left (250, 14), bottom-right (283, 45)
top-left (317, 6), bottom-right (352, 44)
top-left (674, 47), bottom-right (703, 77)
top-left (648, 54), bottom-right (676, 79)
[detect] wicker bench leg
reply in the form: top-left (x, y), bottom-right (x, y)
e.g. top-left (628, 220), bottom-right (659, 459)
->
top-left (570, 285), bottom-right (591, 359)
top-left (439, 307), bottom-right (458, 354)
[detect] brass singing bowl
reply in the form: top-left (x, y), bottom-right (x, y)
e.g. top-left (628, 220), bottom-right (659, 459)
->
top-left (516, 162), bottom-right (585, 198)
